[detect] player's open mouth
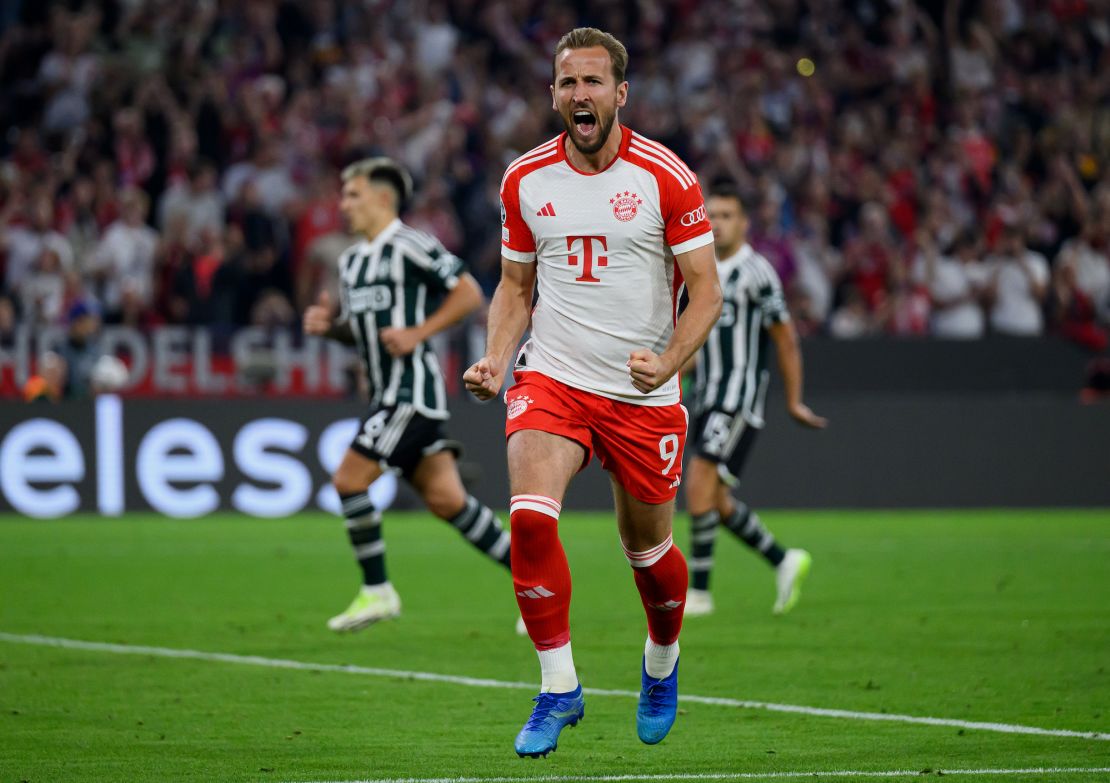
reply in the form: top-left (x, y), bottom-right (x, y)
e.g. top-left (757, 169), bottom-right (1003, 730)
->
top-left (573, 110), bottom-right (597, 136)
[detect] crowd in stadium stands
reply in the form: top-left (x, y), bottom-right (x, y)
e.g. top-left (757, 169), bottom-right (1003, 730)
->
top-left (1, 0), bottom-right (1108, 362)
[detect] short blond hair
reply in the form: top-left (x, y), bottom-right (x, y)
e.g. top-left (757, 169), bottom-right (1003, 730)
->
top-left (341, 157), bottom-right (414, 210)
top-left (553, 27), bottom-right (629, 84)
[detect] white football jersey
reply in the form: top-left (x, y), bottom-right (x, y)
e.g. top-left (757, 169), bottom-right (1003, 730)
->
top-left (500, 126), bottom-right (713, 406)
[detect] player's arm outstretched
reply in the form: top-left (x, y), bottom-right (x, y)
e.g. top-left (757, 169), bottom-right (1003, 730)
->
top-left (464, 257), bottom-right (536, 401)
top-left (628, 243), bottom-right (722, 394)
top-left (303, 290), bottom-right (356, 345)
top-left (380, 272), bottom-right (484, 357)
top-left (768, 318), bottom-right (827, 429)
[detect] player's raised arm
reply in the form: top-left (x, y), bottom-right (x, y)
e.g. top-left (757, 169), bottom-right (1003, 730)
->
top-left (628, 242), bottom-right (721, 395)
top-left (464, 257), bottom-right (536, 401)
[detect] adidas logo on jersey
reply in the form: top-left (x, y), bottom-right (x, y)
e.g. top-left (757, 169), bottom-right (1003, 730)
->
top-left (536, 202), bottom-right (556, 217)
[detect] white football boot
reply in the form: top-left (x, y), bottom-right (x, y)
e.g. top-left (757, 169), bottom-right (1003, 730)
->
top-left (326, 583), bottom-right (401, 632)
top-left (684, 588), bottom-right (715, 617)
top-left (773, 549), bottom-right (812, 615)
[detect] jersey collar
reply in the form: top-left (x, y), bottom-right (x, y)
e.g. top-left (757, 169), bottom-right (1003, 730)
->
top-left (721, 242), bottom-right (753, 268)
top-left (361, 217), bottom-right (403, 250)
top-left (559, 124), bottom-right (631, 176)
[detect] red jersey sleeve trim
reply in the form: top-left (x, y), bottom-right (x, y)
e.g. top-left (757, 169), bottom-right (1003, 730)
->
top-left (500, 135), bottom-right (563, 258)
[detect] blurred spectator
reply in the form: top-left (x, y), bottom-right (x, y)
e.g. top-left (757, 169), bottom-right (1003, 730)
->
top-left (56, 299), bottom-right (103, 399)
top-left (251, 288), bottom-right (296, 328)
top-left (749, 196), bottom-right (797, 289)
top-left (88, 187), bottom-right (159, 320)
top-left (790, 212), bottom-right (841, 328)
top-left (1053, 258), bottom-right (1108, 352)
top-left (170, 225), bottom-right (242, 326)
top-left (407, 181), bottom-right (464, 255)
top-left (62, 176), bottom-right (102, 265)
top-left (223, 134), bottom-right (297, 218)
top-left (946, 4), bottom-right (997, 93)
top-left (1054, 212), bottom-right (1110, 328)
top-left (158, 160), bottom-right (225, 246)
top-left (828, 287), bottom-right (873, 339)
top-left (292, 167), bottom-right (345, 311)
top-left (37, 8), bottom-right (99, 134)
top-left (880, 268), bottom-right (931, 337)
top-left (23, 351), bottom-right (65, 403)
top-left (914, 228), bottom-right (989, 339)
top-left (231, 181), bottom-right (292, 320)
top-left (2, 191), bottom-right (75, 294)
top-left (112, 107), bottom-right (155, 189)
top-left (985, 225), bottom-right (1050, 337)
top-left (0, 295), bottom-right (15, 341)
top-left (840, 202), bottom-right (901, 313)
top-left (19, 248), bottom-right (70, 326)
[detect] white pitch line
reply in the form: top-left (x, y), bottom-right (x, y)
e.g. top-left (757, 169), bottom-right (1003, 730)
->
top-left (288, 769), bottom-right (1110, 783)
top-left (1, 632), bottom-right (1107, 744)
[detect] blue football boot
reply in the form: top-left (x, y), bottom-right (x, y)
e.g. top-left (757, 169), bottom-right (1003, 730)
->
top-left (514, 684), bottom-right (585, 758)
top-left (636, 656), bottom-right (679, 744)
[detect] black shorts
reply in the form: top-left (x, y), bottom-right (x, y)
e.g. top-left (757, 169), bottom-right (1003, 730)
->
top-left (349, 403), bottom-right (461, 481)
top-left (691, 408), bottom-right (761, 485)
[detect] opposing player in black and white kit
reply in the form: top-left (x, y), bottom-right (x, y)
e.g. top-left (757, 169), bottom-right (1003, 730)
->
top-left (304, 157), bottom-right (513, 632)
top-left (685, 183), bottom-right (827, 617)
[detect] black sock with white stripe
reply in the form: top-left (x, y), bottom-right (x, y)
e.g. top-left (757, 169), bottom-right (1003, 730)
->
top-left (689, 510), bottom-right (720, 591)
top-left (340, 492), bottom-right (387, 586)
top-left (446, 496), bottom-right (511, 569)
top-left (723, 502), bottom-right (785, 567)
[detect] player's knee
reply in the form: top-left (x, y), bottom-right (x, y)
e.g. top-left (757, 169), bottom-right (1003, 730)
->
top-left (423, 487), bottom-right (466, 520)
top-left (332, 473), bottom-right (369, 498)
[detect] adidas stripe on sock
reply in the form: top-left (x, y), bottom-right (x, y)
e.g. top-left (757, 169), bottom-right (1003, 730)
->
top-left (448, 495), bottom-right (511, 568)
top-left (688, 510), bottom-right (720, 591)
top-left (340, 492), bottom-right (386, 586)
top-left (723, 503), bottom-right (785, 567)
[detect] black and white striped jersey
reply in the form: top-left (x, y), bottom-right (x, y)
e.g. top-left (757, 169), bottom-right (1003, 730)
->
top-left (692, 243), bottom-right (789, 427)
top-left (337, 219), bottom-right (465, 419)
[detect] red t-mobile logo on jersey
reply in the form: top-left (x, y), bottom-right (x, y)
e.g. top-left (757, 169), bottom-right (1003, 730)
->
top-left (566, 235), bottom-right (608, 283)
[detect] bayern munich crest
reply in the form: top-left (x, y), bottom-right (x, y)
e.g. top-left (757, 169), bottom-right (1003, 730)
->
top-left (610, 191), bottom-right (642, 222)
top-left (507, 395), bottom-right (534, 420)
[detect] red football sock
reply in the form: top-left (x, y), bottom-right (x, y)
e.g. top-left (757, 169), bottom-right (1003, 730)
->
top-left (510, 495), bottom-right (571, 650)
top-left (625, 535), bottom-right (687, 645)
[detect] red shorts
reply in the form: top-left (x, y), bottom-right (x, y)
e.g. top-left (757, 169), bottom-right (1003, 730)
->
top-left (504, 371), bottom-right (688, 504)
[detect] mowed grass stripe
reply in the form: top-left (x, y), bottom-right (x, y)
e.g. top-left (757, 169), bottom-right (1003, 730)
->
top-left (2, 631), bottom-right (1106, 742)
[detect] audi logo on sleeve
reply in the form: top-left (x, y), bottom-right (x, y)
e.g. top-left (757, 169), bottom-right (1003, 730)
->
top-left (680, 205), bottom-right (707, 226)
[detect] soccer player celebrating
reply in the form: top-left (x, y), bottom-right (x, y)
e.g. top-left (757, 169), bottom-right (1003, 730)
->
top-left (464, 29), bottom-right (722, 756)
top-left (685, 184), bottom-right (827, 618)
top-left (305, 157), bottom-right (512, 632)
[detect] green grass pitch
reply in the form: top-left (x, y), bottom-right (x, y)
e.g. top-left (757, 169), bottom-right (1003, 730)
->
top-left (1, 509), bottom-right (1108, 783)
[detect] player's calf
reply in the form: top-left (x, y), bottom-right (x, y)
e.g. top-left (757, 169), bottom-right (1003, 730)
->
top-left (624, 536), bottom-right (685, 742)
top-left (444, 495), bottom-right (511, 568)
top-left (511, 495), bottom-right (572, 650)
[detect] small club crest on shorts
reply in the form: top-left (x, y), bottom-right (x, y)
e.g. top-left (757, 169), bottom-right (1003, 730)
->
top-left (507, 395), bottom-right (534, 420)
top-left (610, 191), bottom-right (642, 222)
